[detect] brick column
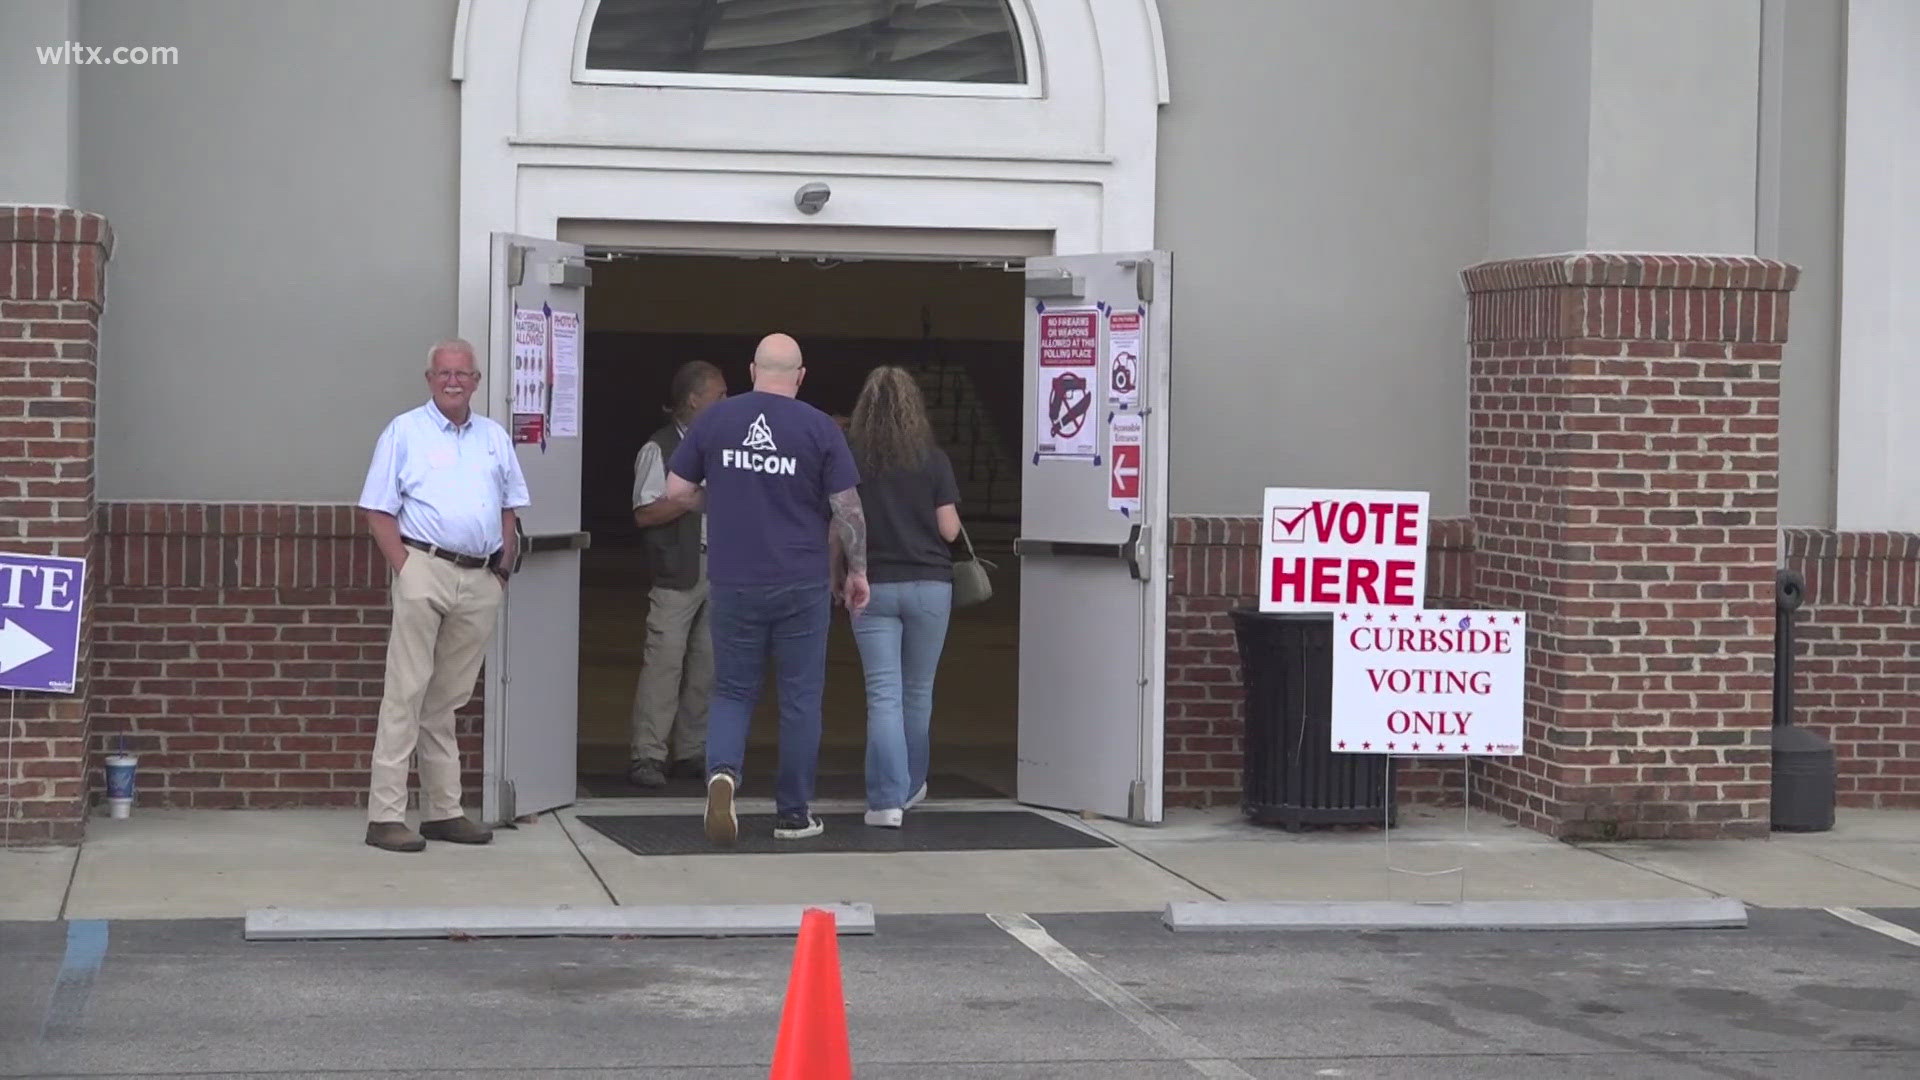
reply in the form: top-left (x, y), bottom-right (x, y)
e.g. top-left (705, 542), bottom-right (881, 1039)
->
top-left (0, 206), bottom-right (112, 846)
top-left (1463, 254), bottom-right (1797, 840)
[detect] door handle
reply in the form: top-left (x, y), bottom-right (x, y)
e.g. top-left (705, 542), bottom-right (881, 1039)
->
top-left (504, 527), bottom-right (589, 574)
top-left (1013, 524), bottom-right (1148, 582)
top-left (523, 531), bottom-right (592, 554)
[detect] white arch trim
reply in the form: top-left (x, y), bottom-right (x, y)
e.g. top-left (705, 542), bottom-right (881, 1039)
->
top-left (455, 0), bottom-right (1169, 357)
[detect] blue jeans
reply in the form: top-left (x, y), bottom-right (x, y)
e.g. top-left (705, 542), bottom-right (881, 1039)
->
top-left (705, 581), bottom-right (831, 816)
top-left (851, 580), bottom-right (953, 811)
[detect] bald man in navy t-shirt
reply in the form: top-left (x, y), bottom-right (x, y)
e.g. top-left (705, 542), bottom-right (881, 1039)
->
top-left (665, 333), bottom-right (868, 846)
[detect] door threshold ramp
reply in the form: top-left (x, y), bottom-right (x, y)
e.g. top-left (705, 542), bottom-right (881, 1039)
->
top-left (244, 902), bottom-right (876, 941)
top-left (1162, 898), bottom-right (1746, 933)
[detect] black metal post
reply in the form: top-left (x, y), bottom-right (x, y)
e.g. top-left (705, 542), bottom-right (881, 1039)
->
top-left (1773, 569), bottom-right (1800, 729)
top-left (1770, 568), bottom-right (1835, 832)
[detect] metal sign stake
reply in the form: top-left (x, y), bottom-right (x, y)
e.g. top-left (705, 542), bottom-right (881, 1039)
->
top-left (1383, 755), bottom-right (1472, 905)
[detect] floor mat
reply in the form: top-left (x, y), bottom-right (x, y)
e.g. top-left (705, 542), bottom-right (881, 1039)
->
top-left (576, 809), bottom-right (1115, 856)
top-left (576, 771), bottom-right (1005, 801)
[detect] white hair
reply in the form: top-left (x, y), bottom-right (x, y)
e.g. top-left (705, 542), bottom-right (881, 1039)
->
top-left (426, 338), bottom-right (477, 370)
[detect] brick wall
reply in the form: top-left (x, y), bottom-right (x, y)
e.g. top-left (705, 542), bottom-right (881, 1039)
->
top-left (1164, 515), bottom-right (1475, 808)
top-left (0, 207), bottom-right (112, 846)
top-left (1464, 253), bottom-right (1795, 840)
top-left (89, 503), bottom-right (482, 809)
top-left (1785, 529), bottom-right (1920, 808)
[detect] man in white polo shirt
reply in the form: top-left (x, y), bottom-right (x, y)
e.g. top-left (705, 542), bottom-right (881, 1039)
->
top-left (356, 338), bottom-right (529, 852)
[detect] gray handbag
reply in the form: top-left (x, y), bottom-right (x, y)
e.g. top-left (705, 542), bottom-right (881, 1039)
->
top-left (951, 523), bottom-right (996, 609)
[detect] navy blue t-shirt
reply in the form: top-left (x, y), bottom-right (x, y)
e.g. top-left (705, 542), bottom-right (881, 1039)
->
top-left (668, 391), bottom-right (861, 587)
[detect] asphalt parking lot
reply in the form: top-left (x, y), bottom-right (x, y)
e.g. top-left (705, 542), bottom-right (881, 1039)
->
top-left (5, 907), bottom-right (1918, 1078)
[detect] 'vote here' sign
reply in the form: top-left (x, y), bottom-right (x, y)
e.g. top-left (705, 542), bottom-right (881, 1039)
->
top-left (1258, 488), bottom-right (1429, 614)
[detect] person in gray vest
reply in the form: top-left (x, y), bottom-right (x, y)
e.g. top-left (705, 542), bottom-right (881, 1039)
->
top-left (625, 360), bottom-right (727, 788)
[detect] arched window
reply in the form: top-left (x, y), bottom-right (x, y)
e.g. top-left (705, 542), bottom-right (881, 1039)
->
top-left (582, 0), bottom-right (1029, 86)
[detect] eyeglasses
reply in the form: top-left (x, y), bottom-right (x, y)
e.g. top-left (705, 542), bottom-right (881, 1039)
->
top-left (429, 370), bottom-right (481, 382)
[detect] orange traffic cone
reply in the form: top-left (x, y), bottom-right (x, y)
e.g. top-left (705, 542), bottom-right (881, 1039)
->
top-left (769, 907), bottom-right (852, 1080)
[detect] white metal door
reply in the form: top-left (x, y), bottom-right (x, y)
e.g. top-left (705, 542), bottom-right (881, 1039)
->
top-left (1016, 251), bottom-right (1172, 823)
top-left (481, 233), bottom-right (591, 824)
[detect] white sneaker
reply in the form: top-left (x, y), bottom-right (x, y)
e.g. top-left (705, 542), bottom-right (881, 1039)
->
top-left (704, 772), bottom-right (737, 846)
top-left (864, 808), bottom-right (903, 828)
top-left (904, 783), bottom-right (928, 810)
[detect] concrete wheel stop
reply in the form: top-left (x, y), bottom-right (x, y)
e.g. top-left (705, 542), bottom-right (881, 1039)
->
top-left (244, 902), bottom-right (876, 941)
top-left (1161, 898), bottom-right (1749, 933)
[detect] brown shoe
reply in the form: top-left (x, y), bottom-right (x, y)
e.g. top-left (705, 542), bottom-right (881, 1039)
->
top-left (365, 821), bottom-right (426, 852)
top-left (420, 815), bottom-right (494, 845)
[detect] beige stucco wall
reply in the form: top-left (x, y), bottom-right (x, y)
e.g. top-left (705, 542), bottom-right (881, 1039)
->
top-left (1155, 0), bottom-right (1495, 518)
top-left (62, 0), bottom-right (1843, 524)
top-left (1770, 0), bottom-right (1844, 529)
top-left (79, 0), bottom-right (460, 502)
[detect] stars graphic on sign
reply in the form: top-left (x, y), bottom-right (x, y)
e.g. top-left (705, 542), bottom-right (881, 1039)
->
top-left (1339, 613), bottom-right (1349, 621)
top-left (1411, 742), bottom-right (1422, 751)
top-left (1460, 743), bottom-right (1471, 752)
top-left (1337, 740), bottom-right (1347, 749)
top-left (1362, 742), bottom-right (1372, 750)
top-left (1386, 742), bottom-right (1396, 751)
top-left (1364, 612), bottom-right (1375, 621)
top-left (1414, 614), bottom-right (1423, 623)
top-left (1485, 743), bottom-right (1494, 752)
top-left (1389, 614), bottom-right (1399, 622)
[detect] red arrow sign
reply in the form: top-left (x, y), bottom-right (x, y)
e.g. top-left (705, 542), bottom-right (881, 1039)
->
top-left (1110, 443), bottom-right (1141, 500)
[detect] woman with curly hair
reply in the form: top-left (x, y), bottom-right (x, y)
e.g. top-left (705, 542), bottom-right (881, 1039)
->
top-left (836, 365), bottom-right (962, 827)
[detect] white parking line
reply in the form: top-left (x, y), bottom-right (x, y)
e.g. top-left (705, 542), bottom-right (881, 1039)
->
top-left (1827, 907), bottom-right (1920, 949)
top-left (989, 912), bottom-right (1256, 1080)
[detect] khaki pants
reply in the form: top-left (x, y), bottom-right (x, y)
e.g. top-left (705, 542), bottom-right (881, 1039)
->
top-left (368, 549), bottom-right (502, 824)
top-left (628, 567), bottom-right (713, 766)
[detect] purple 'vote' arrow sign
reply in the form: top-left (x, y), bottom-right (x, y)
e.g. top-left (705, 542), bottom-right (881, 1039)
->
top-left (0, 552), bottom-right (86, 694)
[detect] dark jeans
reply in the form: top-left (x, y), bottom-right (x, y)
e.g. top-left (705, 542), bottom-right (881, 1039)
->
top-left (704, 580), bottom-right (831, 816)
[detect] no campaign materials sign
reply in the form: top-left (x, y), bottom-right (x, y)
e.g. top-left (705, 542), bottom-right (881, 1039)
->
top-left (0, 551), bottom-right (86, 694)
top-left (1259, 488), bottom-right (1429, 613)
top-left (1331, 608), bottom-right (1525, 756)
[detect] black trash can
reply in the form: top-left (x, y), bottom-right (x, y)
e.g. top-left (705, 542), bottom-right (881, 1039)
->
top-left (1230, 610), bottom-right (1396, 831)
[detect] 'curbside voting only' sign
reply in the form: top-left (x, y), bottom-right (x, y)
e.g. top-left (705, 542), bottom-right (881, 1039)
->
top-left (1330, 608), bottom-right (1525, 755)
top-left (1259, 488), bottom-right (1429, 614)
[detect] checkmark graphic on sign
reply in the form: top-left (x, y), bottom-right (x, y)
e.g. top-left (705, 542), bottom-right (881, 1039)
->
top-left (1270, 505), bottom-right (1313, 543)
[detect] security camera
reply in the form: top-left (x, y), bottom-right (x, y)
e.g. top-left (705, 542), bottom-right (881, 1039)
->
top-left (794, 182), bottom-right (831, 215)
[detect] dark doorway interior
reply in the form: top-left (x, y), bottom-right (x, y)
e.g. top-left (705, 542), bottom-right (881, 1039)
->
top-left (574, 253), bottom-right (1025, 801)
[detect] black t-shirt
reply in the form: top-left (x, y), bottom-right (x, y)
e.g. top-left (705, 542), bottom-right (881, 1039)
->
top-left (859, 446), bottom-right (960, 584)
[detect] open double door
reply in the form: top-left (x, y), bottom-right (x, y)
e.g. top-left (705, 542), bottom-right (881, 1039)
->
top-left (479, 234), bottom-right (1173, 827)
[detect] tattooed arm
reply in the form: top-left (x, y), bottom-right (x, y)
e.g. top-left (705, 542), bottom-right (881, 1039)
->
top-left (829, 488), bottom-right (870, 615)
top-left (829, 488), bottom-right (867, 573)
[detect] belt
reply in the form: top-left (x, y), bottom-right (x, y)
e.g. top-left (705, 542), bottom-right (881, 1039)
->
top-left (402, 537), bottom-right (491, 570)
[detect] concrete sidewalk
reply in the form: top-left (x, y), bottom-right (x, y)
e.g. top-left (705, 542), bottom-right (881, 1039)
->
top-left (2, 801), bottom-right (1914, 921)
